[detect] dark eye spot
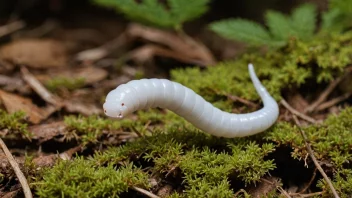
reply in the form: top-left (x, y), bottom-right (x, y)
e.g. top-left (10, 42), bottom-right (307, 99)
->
top-left (104, 109), bottom-right (106, 113)
top-left (121, 103), bottom-right (124, 106)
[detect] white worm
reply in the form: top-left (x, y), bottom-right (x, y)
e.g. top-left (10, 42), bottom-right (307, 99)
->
top-left (103, 64), bottom-right (279, 138)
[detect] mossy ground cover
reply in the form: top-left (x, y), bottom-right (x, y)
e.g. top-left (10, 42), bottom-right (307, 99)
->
top-left (0, 1), bottom-right (352, 197)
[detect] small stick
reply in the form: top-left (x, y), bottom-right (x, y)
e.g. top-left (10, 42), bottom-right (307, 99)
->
top-left (0, 138), bottom-right (32, 198)
top-left (315, 92), bottom-right (352, 112)
top-left (276, 186), bottom-right (292, 198)
top-left (132, 186), bottom-right (160, 198)
top-left (280, 99), bottom-right (317, 124)
top-left (289, 191), bottom-right (323, 197)
top-left (305, 76), bottom-right (344, 113)
top-left (292, 115), bottom-right (340, 198)
top-left (20, 67), bottom-right (61, 106)
top-left (0, 20), bottom-right (26, 38)
top-left (299, 168), bottom-right (317, 193)
top-left (226, 94), bottom-right (259, 108)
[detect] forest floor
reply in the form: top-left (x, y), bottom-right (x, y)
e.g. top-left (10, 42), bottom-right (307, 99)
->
top-left (0, 1), bottom-right (351, 197)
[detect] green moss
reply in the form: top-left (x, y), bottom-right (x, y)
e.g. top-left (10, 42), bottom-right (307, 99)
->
top-left (93, 128), bottom-right (276, 197)
top-left (265, 107), bottom-right (352, 196)
top-left (0, 110), bottom-right (31, 139)
top-left (45, 77), bottom-right (85, 92)
top-left (35, 157), bottom-right (150, 198)
top-left (0, 172), bottom-right (3, 183)
top-left (63, 115), bottom-right (135, 146)
top-left (171, 31), bottom-right (352, 109)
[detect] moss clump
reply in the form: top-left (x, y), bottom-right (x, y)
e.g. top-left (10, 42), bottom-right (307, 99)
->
top-left (93, 128), bottom-right (276, 197)
top-left (266, 107), bottom-right (352, 196)
top-left (171, 31), bottom-right (352, 108)
top-left (35, 157), bottom-right (150, 198)
top-left (63, 115), bottom-right (135, 146)
top-left (45, 77), bottom-right (85, 92)
top-left (0, 110), bottom-right (31, 139)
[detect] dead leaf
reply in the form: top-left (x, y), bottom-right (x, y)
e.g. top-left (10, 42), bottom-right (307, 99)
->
top-left (287, 93), bottom-right (309, 113)
top-left (32, 154), bottom-right (57, 167)
top-left (0, 74), bottom-right (30, 94)
top-left (21, 67), bottom-right (62, 106)
top-left (29, 121), bottom-right (66, 142)
top-left (247, 177), bottom-right (281, 198)
top-left (64, 100), bottom-right (102, 116)
top-left (127, 23), bottom-right (216, 66)
top-left (0, 90), bottom-right (45, 124)
top-left (0, 39), bottom-right (67, 69)
top-left (37, 66), bottom-right (108, 86)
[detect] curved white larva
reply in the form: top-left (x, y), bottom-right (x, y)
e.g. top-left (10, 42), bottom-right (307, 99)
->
top-left (103, 64), bottom-right (279, 138)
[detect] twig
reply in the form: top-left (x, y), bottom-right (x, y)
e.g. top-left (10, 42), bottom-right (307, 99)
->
top-left (0, 138), bottom-right (32, 198)
top-left (315, 92), bottom-right (352, 112)
top-left (233, 189), bottom-right (249, 197)
top-left (280, 99), bottom-right (317, 124)
top-left (299, 168), bottom-right (317, 194)
top-left (0, 20), bottom-right (26, 38)
top-left (227, 94), bottom-right (259, 108)
top-left (20, 67), bottom-right (61, 106)
top-left (289, 191), bottom-right (323, 197)
top-left (277, 186), bottom-right (292, 198)
top-left (75, 32), bottom-right (130, 62)
top-left (132, 186), bottom-right (160, 198)
top-left (292, 115), bottom-right (340, 198)
top-left (305, 76), bottom-right (344, 113)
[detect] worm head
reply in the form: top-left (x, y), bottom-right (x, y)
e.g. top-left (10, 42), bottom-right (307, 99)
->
top-left (103, 89), bottom-right (131, 119)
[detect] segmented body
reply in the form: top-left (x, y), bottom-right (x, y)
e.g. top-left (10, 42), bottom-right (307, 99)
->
top-left (103, 64), bottom-right (279, 138)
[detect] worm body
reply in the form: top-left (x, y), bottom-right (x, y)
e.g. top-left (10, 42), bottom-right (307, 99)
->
top-left (103, 64), bottom-right (279, 138)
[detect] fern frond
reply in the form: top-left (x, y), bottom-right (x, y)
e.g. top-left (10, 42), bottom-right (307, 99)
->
top-left (322, 0), bottom-right (352, 32)
top-left (265, 10), bottom-right (293, 40)
top-left (169, 0), bottom-right (209, 29)
top-left (330, 0), bottom-right (352, 13)
top-left (92, 0), bottom-right (210, 29)
top-left (209, 19), bottom-right (283, 47)
top-left (291, 3), bottom-right (317, 40)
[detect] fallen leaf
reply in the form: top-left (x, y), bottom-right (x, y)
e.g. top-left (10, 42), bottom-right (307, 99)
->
top-left (37, 66), bottom-right (108, 86)
top-left (21, 67), bottom-right (61, 106)
top-left (0, 39), bottom-right (67, 69)
top-left (247, 177), bottom-right (281, 198)
top-left (0, 90), bottom-right (45, 124)
top-left (64, 100), bottom-right (102, 116)
top-left (127, 23), bottom-right (216, 66)
top-left (32, 154), bottom-right (57, 167)
top-left (287, 93), bottom-right (309, 113)
top-left (29, 121), bottom-right (66, 142)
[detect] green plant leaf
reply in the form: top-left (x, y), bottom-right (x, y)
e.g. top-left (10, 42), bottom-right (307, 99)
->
top-left (209, 19), bottom-right (283, 47)
top-left (169, 0), bottom-right (209, 29)
top-left (265, 10), bottom-right (293, 40)
top-left (291, 3), bottom-right (317, 40)
top-left (92, 0), bottom-right (210, 29)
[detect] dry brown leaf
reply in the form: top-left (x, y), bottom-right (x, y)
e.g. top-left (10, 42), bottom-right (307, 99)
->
top-left (64, 100), bottom-right (102, 116)
top-left (32, 154), bottom-right (57, 167)
top-left (127, 23), bottom-right (216, 66)
top-left (29, 121), bottom-right (66, 142)
top-left (247, 177), bottom-right (281, 198)
top-left (0, 90), bottom-right (45, 124)
top-left (37, 66), bottom-right (108, 86)
top-left (287, 93), bottom-right (309, 113)
top-left (0, 39), bottom-right (67, 69)
top-left (21, 67), bottom-right (62, 106)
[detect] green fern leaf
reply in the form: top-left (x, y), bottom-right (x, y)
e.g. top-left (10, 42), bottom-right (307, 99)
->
top-left (265, 10), bottom-right (294, 40)
top-left (322, 0), bottom-right (352, 32)
top-left (92, 0), bottom-right (210, 29)
top-left (169, 0), bottom-right (209, 29)
top-left (330, 0), bottom-right (352, 13)
top-left (210, 19), bottom-right (283, 47)
top-left (291, 3), bottom-right (317, 40)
